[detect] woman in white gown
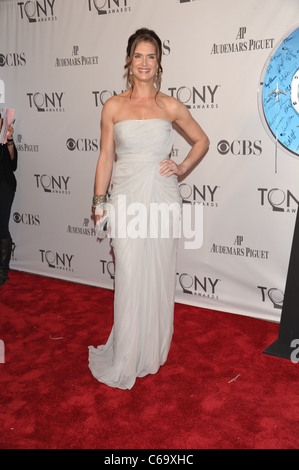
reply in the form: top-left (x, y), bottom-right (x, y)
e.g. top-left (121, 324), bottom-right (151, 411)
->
top-left (89, 28), bottom-right (209, 390)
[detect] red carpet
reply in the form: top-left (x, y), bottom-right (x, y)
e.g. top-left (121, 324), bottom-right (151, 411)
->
top-left (0, 270), bottom-right (298, 449)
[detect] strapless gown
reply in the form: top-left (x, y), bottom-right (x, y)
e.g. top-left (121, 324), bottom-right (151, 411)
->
top-left (88, 119), bottom-right (181, 390)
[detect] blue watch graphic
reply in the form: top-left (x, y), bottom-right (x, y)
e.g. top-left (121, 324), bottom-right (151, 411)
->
top-left (258, 25), bottom-right (299, 163)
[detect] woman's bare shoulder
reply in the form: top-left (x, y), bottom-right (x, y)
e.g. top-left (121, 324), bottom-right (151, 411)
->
top-left (158, 92), bottom-right (186, 119)
top-left (102, 91), bottom-right (130, 120)
top-left (104, 90), bottom-right (132, 115)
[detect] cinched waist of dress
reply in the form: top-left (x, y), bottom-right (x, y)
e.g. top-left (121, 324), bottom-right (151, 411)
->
top-left (115, 153), bottom-right (171, 163)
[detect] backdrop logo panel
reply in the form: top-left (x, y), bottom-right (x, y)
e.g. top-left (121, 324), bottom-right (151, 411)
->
top-left (210, 235), bottom-right (270, 260)
top-left (16, 134), bottom-right (39, 153)
top-left (217, 139), bottom-right (262, 156)
top-left (87, 0), bottom-right (132, 15)
top-left (100, 259), bottom-right (115, 280)
top-left (34, 174), bottom-right (71, 195)
top-left (179, 0), bottom-right (200, 4)
top-left (13, 211), bottom-right (40, 227)
top-left (66, 137), bottom-right (100, 152)
top-left (66, 218), bottom-right (96, 238)
top-left (55, 46), bottom-right (100, 68)
top-left (26, 92), bottom-right (65, 112)
top-left (211, 26), bottom-right (274, 55)
top-left (167, 85), bottom-right (220, 109)
top-left (257, 286), bottom-right (284, 310)
top-left (39, 249), bottom-right (74, 272)
top-left (11, 243), bottom-right (17, 263)
top-left (176, 272), bottom-right (220, 300)
top-left (17, 0), bottom-right (57, 23)
top-left (0, 52), bottom-right (26, 67)
top-left (257, 187), bottom-right (298, 213)
top-left (179, 183), bottom-right (219, 208)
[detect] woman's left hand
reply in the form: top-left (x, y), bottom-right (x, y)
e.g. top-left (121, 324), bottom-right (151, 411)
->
top-left (159, 159), bottom-right (182, 177)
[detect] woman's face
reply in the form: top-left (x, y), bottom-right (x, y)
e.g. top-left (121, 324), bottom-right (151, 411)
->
top-left (130, 41), bottom-right (158, 84)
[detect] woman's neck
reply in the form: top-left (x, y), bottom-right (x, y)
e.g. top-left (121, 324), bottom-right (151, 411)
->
top-left (130, 81), bottom-right (157, 100)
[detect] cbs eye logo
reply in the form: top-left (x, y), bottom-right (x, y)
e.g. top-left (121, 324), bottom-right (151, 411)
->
top-left (217, 139), bottom-right (262, 156)
top-left (13, 212), bottom-right (40, 226)
top-left (66, 138), bottom-right (99, 152)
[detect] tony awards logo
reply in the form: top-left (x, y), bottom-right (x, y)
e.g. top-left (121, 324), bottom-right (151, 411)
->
top-left (87, 0), bottom-right (131, 15)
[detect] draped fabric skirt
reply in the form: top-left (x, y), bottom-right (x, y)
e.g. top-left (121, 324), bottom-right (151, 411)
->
top-left (89, 119), bottom-right (181, 389)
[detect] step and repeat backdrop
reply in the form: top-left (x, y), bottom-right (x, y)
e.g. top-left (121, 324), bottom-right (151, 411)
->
top-left (0, 0), bottom-right (298, 322)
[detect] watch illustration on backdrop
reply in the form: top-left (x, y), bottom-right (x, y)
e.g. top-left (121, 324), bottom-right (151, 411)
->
top-left (258, 25), bottom-right (299, 171)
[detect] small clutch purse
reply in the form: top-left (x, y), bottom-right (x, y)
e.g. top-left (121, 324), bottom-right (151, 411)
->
top-left (95, 209), bottom-right (110, 238)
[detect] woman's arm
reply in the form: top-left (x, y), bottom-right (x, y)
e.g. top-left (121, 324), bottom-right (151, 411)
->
top-left (93, 100), bottom-right (115, 221)
top-left (160, 98), bottom-right (209, 177)
top-left (94, 101), bottom-right (115, 195)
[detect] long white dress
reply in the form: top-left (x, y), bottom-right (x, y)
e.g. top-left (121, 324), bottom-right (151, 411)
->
top-left (88, 119), bottom-right (181, 390)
